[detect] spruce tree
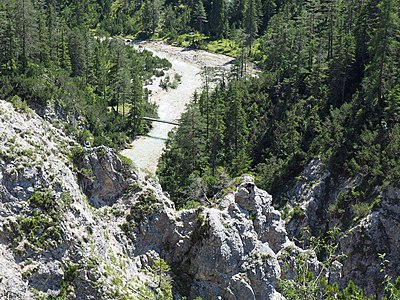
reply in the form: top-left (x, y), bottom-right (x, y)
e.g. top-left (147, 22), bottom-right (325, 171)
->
top-left (209, 0), bottom-right (225, 37)
top-left (129, 75), bottom-right (145, 135)
top-left (243, 0), bottom-right (260, 48)
top-left (142, 0), bottom-right (161, 35)
top-left (192, 0), bottom-right (208, 32)
top-left (224, 82), bottom-right (250, 175)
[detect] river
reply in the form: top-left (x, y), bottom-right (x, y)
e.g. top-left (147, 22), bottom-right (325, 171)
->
top-left (120, 41), bottom-right (234, 174)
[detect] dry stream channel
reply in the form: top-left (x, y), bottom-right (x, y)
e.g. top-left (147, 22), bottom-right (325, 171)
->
top-left (121, 41), bottom-right (234, 174)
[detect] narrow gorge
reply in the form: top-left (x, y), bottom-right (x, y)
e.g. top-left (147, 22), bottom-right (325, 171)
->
top-left (0, 99), bottom-right (289, 299)
top-left (1, 0), bottom-right (399, 298)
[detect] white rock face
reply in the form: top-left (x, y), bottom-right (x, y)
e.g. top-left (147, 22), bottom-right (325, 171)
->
top-left (6, 98), bottom-right (400, 299)
top-left (338, 187), bottom-right (400, 295)
top-left (77, 146), bottom-right (136, 207)
top-left (131, 176), bottom-right (290, 299)
top-left (284, 159), bottom-right (400, 296)
top-left (0, 100), bottom-right (148, 299)
top-left (0, 99), bottom-right (302, 299)
top-left (0, 243), bottom-right (33, 299)
top-left (0, 101), bottom-right (79, 203)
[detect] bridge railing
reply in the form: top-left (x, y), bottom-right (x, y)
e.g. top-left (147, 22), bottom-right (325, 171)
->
top-left (143, 116), bottom-right (179, 126)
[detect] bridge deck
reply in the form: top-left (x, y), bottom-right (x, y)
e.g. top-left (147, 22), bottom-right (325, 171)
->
top-left (143, 116), bottom-right (179, 126)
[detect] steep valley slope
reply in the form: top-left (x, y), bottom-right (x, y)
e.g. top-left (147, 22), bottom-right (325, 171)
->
top-left (1, 99), bottom-right (400, 299)
top-left (0, 99), bottom-right (296, 299)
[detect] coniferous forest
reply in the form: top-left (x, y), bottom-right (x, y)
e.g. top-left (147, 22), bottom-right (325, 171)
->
top-left (0, 0), bottom-right (173, 148)
top-left (1, 0), bottom-right (400, 298)
top-left (157, 0), bottom-right (400, 212)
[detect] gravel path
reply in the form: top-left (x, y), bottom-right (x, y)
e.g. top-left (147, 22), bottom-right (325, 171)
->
top-left (120, 41), bottom-right (234, 174)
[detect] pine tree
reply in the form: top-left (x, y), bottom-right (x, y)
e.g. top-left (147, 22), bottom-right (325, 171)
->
top-left (200, 66), bottom-right (211, 142)
top-left (58, 23), bottom-right (71, 72)
top-left (364, 0), bottom-right (399, 114)
top-left (14, 0), bottom-right (37, 73)
top-left (353, 0), bottom-right (380, 90)
top-left (209, 0), bottom-right (225, 37)
top-left (229, 0), bottom-right (244, 29)
top-left (260, 0), bottom-right (276, 32)
top-left (231, 29), bottom-right (249, 79)
top-left (0, 2), bottom-right (13, 73)
top-left (180, 98), bottom-right (207, 173)
top-left (243, 0), bottom-right (260, 47)
top-left (35, 6), bottom-right (50, 65)
top-left (108, 41), bottom-right (132, 116)
top-left (68, 27), bottom-right (85, 77)
top-left (208, 86), bottom-right (226, 175)
top-left (45, 1), bottom-right (58, 66)
top-left (158, 99), bottom-right (207, 206)
top-left (142, 0), bottom-right (161, 35)
top-left (224, 81), bottom-right (250, 175)
top-left (328, 0), bottom-right (356, 107)
top-left (302, 0), bottom-right (330, 101)
top-left (0, 5), bottom-right (6, 73)
top-left (83, 31), bottom-right (94, 84)
top-left (162, 5), bottom-right (179, 37)
top-left (303, 0), bottom-right (321, 70)
top-left (93, 41), bottom-right (109, 104)
top-left (128, 75), bottom-right (144, 135)
top-left (192, 0), bottom-right (208, 32)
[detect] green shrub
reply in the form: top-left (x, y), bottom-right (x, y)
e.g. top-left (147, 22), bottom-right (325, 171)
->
top-left (14, 189), bottom-right (67, 250)
top-left (63, 262), bottom-right (79, 282)
top-left (126, 190), bottom-right (160, 223)
top-left (352, 202), bottom-right (371, 221)
top-left (151, 258), bottom-right (173, 299)
top-left (288, 204), bottom-right (305, 219)
top-left (10, 95), bottom-right (30, 113)
top-left (180, 200), bottom-right (203, 210)
top-left (118, 153), bottom-right (133, 167)
top-left (17, 211), bottom-right (62, 249)
top-left (70, 146), bottom-right (86, 167)
top-left (28, 190), bottom-right (54, 211)
top-left (206, 38), bottom-right (239, 56)
top-left (174, 32), bottom-right (208, 48)
top-left (370, 196), bottom-right (382, 211)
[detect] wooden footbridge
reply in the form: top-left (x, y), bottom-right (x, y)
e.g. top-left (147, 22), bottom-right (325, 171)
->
top-left (143, 116), bottom-right (180, 126)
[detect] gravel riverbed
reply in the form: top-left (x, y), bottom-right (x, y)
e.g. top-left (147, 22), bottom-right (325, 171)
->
top-left (121, 41), bottom-right (234, 174)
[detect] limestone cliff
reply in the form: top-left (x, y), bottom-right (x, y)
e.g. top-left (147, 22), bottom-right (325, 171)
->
top-left (2, 99), bottom-right (395, 299)
top-left (283, 159), bottom-right (400, 296)
top-left (0, 100), bottom-right (296, 299)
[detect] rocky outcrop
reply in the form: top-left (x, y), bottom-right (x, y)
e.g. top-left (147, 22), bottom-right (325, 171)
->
top-left (0, 100), bottom-right (144, 299)
top-left (285, 159), bottom-right (335, 238)
top-left (76, 146), bottom-right (135, 207)
top-left (5, 98), bottom-right (398, 299)
top-left (0, 243), bottom-right (34, 299)
top-left (0, 101), bottom-right (79, 204)
top-left (338, 187), bottom-right (400, 295)
top-left (283, 159), bottom-right (400, 296)
top-left (0, 100), bottom-right (294, 299)
top-left (130, 176), bottom-right (295, 299)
